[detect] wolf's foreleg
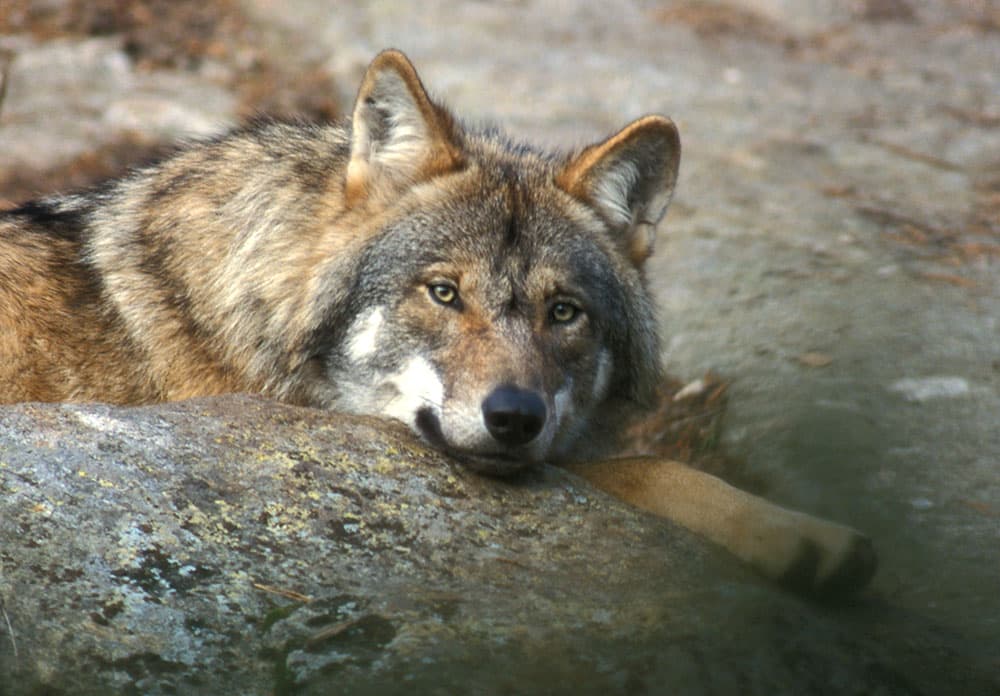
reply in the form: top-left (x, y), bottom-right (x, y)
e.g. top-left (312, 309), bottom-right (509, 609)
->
top-left (566, 457), bottom-right (876, 599)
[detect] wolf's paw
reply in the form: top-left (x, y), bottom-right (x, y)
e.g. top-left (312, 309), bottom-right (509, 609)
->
top-left (777, 528), bottom-right (877, 600)
top-left (753, 513), bottom-right (877, 600)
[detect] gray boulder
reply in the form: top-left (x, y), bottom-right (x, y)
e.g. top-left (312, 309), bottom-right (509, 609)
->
top-left (0, 396), bottom-right (994, 695)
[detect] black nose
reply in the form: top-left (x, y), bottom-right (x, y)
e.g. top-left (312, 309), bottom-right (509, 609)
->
top-left (482, 386), bottom-right (546, 447)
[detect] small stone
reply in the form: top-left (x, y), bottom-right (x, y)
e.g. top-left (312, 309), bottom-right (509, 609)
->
top-left (889, 377), bottom-right (970, 402)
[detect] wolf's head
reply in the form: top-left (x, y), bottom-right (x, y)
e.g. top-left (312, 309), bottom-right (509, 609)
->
top-left (322, 50), bottom-right (679, 474)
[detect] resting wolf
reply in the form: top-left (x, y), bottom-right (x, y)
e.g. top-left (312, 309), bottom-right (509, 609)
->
top-left (0, 50), bottom-right (875, 597)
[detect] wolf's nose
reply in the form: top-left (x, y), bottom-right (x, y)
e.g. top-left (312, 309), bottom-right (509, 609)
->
top-left (482, 386), bottom-right (546, 446)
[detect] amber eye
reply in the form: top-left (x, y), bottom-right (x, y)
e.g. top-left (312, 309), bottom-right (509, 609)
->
top-left (429, 283), bottom-right (458, 306)
top-left (550, 302), bottom-right (579, 324)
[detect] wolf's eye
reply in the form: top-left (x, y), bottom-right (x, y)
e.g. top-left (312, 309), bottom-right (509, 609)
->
top-left (550, 302), bottom-right (579, 324)
top-left (428, 283), bottom-right (458, 306)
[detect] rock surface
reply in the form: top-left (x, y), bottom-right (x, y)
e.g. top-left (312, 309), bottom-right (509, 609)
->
top-left (1, 0), bottom-right (998, 693)
top-left (0, 396), bottom-right (990, 695)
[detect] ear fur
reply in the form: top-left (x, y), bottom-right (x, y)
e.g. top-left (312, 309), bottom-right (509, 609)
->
top-left (346, 50), bottom-right (464, 204)
top-left (557, 116), bottom-right (680, 267)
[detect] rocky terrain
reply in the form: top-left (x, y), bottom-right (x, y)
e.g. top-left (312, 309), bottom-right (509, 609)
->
top-left (1, 1), bottom-right (998, 693)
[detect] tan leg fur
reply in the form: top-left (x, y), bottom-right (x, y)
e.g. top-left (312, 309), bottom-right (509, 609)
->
top-left (567, 457), bottom-right (877, 599)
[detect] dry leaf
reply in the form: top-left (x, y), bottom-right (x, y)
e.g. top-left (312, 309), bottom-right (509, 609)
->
top-left (798, 352), bottom-right (833, 368)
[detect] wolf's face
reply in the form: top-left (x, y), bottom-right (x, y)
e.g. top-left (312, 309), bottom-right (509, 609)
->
top-left (320, 51), bottom-right (679, 474)
top-left (331, 167), bottom-right (632, 472)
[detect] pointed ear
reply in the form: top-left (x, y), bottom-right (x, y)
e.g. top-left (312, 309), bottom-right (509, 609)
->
top-left (557, 116), bottom-right (680, 267)
top-left (346, 50), bottom-right (464, 204)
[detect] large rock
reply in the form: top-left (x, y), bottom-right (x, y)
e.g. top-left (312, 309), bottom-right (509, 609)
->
top-left (0, 396), bottom-right (995, 695)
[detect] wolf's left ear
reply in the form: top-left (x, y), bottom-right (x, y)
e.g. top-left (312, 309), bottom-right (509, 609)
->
top-left (557, 116), bottom-right (680, 267)
top-left (346, 50), bottom-right (464, 203)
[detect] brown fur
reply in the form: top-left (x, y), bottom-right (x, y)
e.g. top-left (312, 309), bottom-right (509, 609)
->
top-left (0, 50), bottom-right (875, 599)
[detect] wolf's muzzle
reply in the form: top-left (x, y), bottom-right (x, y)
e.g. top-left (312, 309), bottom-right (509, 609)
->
top-left (481, 385), bottom-right (546, 447)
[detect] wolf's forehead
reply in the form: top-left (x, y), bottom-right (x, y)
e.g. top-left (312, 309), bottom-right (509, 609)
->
top-left (367, 164), bottom-right (619, 288)
top-left (443, 227), bottom-right (618, 304)
top-left (440, 171), bottom-right (588, 245)
top-left (428, 191), bottom-right (592, 260)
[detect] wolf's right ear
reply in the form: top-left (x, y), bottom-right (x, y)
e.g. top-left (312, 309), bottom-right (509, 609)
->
top-left (346, 50), bottom-right (464, 204)
top-left (557, 116), bottom-right (680, 268)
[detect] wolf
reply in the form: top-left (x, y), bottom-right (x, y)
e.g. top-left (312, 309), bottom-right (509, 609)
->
top-left (0, 50), bottom-right (875, 597)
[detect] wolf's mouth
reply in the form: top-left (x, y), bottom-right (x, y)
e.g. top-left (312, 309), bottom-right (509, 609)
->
top-left (415, 407), bottom-right (533, 476)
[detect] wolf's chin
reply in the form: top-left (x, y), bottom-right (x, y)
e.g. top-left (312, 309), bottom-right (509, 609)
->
top-left (455, 452), bottom-right (535, 477)
top-left (414, 407), bottom-right (537, 477)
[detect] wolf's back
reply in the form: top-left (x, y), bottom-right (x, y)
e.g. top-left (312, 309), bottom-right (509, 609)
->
top-left (0, 120), bottom-right (355, 405)
top-left (0, 196), bottom-right (152, 402)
